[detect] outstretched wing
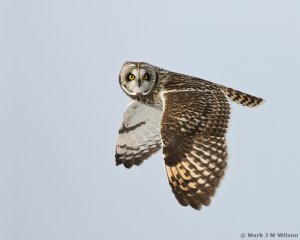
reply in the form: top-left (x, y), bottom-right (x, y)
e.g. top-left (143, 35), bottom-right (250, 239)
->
top-left (116, 101), bottom-right (162, 168)
top-left (164, 73), bottom-right (264, 107)
top-left (160, 90), bottom-right (230, 210)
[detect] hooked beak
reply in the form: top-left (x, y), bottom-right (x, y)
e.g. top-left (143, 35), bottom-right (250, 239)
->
top-left (137, 78), bottom-right (142, 87)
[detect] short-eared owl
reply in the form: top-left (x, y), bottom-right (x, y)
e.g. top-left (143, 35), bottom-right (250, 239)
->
top-left (116, 61), bottom-right (264, 210)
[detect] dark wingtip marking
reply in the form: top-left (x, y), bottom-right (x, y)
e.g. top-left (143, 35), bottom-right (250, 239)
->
top-left (115, 157), bottom-right (134, 169)
top-left (115, 155), bottom-right (123, 166)
top-left (222, 87), bottom-right (264, 107)
top-left (118, 121), bottom-right (146, 134)
top-left (115, 153), bottom-right (126, 167)
top-left (124, 161), bottom-right (134, 169)
top-left (190, 202), bottom-right (202, 210)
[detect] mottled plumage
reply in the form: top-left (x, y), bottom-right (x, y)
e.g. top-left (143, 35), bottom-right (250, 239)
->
top-left (116, 61), bottom-right (264, 210)
top-left (116, 101), bottom-right (162, 168)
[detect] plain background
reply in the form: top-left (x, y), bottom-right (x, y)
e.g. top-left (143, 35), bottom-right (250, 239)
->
top-left (1, 0), bottom-right (299, 239)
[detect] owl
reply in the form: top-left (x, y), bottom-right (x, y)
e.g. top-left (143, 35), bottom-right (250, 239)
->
top-left (115, 61), bottom-right (264, 210)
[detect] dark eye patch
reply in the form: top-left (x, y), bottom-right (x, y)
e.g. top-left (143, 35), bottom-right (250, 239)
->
top-left (127, 73), bottom-right (135, 81)
top-left (143, 73), bottom-right (150, 80)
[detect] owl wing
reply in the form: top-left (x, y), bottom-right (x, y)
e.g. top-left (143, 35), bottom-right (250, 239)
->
top-left (116, 101), bottom-right (162, 168)
top-left (160, 90), bottom-right (230, 210)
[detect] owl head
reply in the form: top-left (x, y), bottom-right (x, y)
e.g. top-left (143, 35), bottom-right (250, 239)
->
top-left (119, 61), bottom-right (157, 96)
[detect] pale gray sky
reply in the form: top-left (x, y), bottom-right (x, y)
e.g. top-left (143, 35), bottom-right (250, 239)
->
top-left (0, 0), bottom-right (299, 239)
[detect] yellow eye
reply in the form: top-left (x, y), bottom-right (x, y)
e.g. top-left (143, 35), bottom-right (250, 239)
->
top-left (128, 74), bottom-right (135, 81)
top-left (143, 73), bottom-right (149, 80)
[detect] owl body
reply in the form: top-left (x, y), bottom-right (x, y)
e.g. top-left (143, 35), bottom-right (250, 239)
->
top-left (116, 61), bottom-right (263, 210)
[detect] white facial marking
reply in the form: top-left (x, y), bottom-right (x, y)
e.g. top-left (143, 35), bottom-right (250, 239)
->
top-left (139, 68), bottom-right (147, 78)
top-left (120, 63), bottom-right (156, 96)
top-left (131, 69), bottom-right (139, 79)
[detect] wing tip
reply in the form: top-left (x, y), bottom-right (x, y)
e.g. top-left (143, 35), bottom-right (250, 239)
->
top-left (115, 154), bottom-right (137, 169)
top-left (190, 203), bottom-right (202, 210)
top-left (115, 154), bottom-right (130, 168)
top-left (115, 160), bottom-right (134, 169)
top-left (221, 87), bottom-right (265, 107)
top-left (253, 98), bottom-right (265, 108)
top-left (175, 197), bottom-right (210, 211)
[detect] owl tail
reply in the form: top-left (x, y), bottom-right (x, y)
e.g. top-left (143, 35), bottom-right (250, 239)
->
top-left (221, 87), bottom-right (264, 107)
